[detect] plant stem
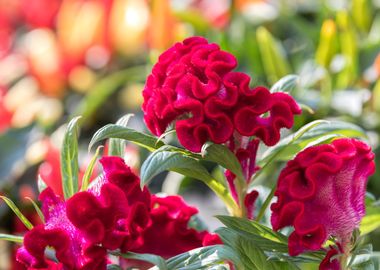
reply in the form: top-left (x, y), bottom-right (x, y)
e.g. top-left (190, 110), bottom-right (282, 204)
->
top-left (206, 178), bottom-right (240, 216)
top-left (256, 184), bottom-right (276, 222)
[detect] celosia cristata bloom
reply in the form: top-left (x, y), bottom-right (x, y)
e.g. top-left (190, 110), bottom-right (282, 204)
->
top-left (270, 138), bottom-right (375, 262)
top-left (17, 156), bottom-right (218, 269)
top-left (16, 188), bottom-right (108, 269)
top-left (142, 36), bottom-right (301, 152)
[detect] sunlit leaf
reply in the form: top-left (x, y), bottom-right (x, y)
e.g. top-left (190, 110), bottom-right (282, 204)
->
top-left (61, 117), bottom-right (81, 199)
top-left (89, 124), bottom-right (163, 152)
top-left (0, 196), bottom-right (33, 230)
top-left (110, 251), bottom-right (167, 270)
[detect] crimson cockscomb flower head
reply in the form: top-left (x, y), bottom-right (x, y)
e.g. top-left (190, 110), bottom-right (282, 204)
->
top-left (66, 156), bottom-right (151, 251)
top-left (131, 195), bottom-right (215, 258)
top-left (270, 138), bottom-right (375, 259)
top-left (142, 36), bottom-right (301, 152)
top-left (16, 188), bottom-right (107, 269)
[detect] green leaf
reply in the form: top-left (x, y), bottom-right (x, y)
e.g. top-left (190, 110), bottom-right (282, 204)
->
top-left (110, 251), bottom-right (167, 270)
top-left (216, 216), bottom-right (288, 252)
top-left (201, 142), bottom-right (244, 181)
top-left (164, 245), bottom-right (242, 270)
top-left (108, 114), bottom-right (134, 157)
top-left (270, 75), bottom-right (299, 93)
top-left (140, 146), bottom-right (214, 187)
top-left (89, 124), bottom-right (164, 152)
top-left (25, 197), bottom-right (45, 223)
top-left (258, 120), bottom-right (367, 166)
top-left (61, 116), bottom-right (81, 199)
top-left (37, 175), bottom-right (47, 193)
top-left (233, 238), bottom-right (296, 270)
top-left (216, 217), bottom-right (322, 268)
top-left (0, 233), bottom-right (23, 243)
top-left (0, 196), bottom-right (33, 230)
top-left (360, 200), bottom-right (380, 235)
top-left (106, 265), bottom-right (122, 270)
top-left (81, 146), bottom-right (102, 191)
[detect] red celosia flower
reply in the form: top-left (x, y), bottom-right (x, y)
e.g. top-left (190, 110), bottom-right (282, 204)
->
top-left (19, 156), bottom-right (219, 269)
top-left (319, 246), bottom-right (341, 270)
top-left (271, 138), bottom-right (375, 258)
top-left (66, 156), bottom-right (151, 251)
top-left (131, 195), bottom-right (213, 258)
top-left (142, 36), bottom-right (301, 152)
top-left (16, 188), bottom-right (107, 269)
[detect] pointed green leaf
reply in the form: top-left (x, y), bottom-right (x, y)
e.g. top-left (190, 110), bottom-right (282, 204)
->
top-left (201, 142), bottom-right (244, 181)
top-left (61, 116), bottom-right (81, 199)
top-left (37, 175), bottom-right (47, 193)
top-left (25, 197), bottom-right (45, 223)
top-left (89, 124), bottom-right (164, 152)
top-left (108, 114), bottom-right (134, 157)
top-left (0, 233), bottom-right (23, 243)
top-left (270, 75), bottom-right (299, 93)
top-left (140, 146), bottom-right (214, 187)
top-left (0, 196), bottom-right (33, 230)
top-left (81, 146), bottom-right (102, 191)
top-left (110, 251), bottom-right (167, 270)
top-left (164, 245), bottom-right (242, 270)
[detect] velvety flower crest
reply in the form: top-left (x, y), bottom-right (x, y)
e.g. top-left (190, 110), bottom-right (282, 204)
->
top-left (16, 188), bottom-right (107, 270)
top-left (270, 138), bottom-right (375, 257)
top-left (142, 36), bottom-right (301, 152)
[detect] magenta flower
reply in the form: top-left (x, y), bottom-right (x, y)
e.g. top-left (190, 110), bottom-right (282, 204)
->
top-left (130, 195), bottom-right (215, 258)
top-left (142, 36), bottom-right (301, 152)
top-left (16, 188), bottom-right (107, 270)
top-left (66, 156), bottom-right (152, 252)
top-left (18, 156), bottom-right (219, 269)
top-left (270, 138), bottom-right (375, 258)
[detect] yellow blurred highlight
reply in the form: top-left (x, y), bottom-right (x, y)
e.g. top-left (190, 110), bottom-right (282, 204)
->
top-left (316, 19), bottom-right (337, 68)
top-left (57, 0), bottom-right (107, 61)
top-left (118, 83), bottom-right (144, 110)
top-left (109, 0), bottom-right (149, 56)
top-left (23, 29), bottom-right (65, 97)
top-left (68, 66), bottom-right (96, 93)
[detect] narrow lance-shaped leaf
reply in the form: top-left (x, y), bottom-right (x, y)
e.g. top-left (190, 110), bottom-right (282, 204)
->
top-left (61, 116), bottom-right (81, 199)
top-left (110, 251), bottom-right (167, 270)
top-left (89, 124), bottom-right (164, 152)
top-left (0, 196), bottom-right (33, 230)
top-left (0, 233), bottom-right (24, 243)
top-left (25, 197), bottom-right (45, 223)
top-left (108, 114), bottom-right (134, 157)
top-left (81, 146), bottom-right (102, 191)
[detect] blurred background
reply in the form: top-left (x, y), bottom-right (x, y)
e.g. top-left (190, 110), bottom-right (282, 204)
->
top-left (1, 0), bottom-right (380, 268)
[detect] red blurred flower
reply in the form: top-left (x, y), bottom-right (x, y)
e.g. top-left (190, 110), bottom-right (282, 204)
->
top-left (19, 0), bottom-right (61, 28)
top-left (271, 138), bottom-right (375, 258)
top-left (319, 246), bottom-right (341, 270)
top-left (142, 37), bottom-right (301, 152)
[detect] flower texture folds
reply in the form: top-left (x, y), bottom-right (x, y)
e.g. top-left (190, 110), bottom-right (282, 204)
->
top-left (270, 138), bottom-right (375, 259)
top-left (17, 156), bottom-right (217, 269)
top-left (142, 36), bottom-right (301, 152)
top-left (16, 188), bottom-right (107, 269)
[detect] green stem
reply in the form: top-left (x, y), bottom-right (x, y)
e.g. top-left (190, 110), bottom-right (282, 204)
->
top-left (206, 178), bottom-right (240, 216)
top-left (256, 184), bottom-right (276, 222)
